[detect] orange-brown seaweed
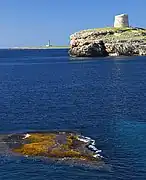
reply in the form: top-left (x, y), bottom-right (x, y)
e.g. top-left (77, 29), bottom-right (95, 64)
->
top-left (5, 132), bottom-right (102, 162)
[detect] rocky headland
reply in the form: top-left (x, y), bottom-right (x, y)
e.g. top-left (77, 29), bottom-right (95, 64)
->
top-left (69, 14), bottom-right (146, 57)
top-left (69, 27), bottom-right (146, 57)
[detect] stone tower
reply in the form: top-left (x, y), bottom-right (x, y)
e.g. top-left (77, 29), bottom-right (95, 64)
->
top-left (114, 14), bottom-right (129, 28)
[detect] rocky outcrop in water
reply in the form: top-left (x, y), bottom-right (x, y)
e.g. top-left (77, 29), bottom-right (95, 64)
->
top-left (2, 131), bottom-right (103, 162)
top-left (69, 27), bottom-right (146, 57)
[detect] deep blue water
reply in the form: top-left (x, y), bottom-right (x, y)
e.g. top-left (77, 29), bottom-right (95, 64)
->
top-left (0, 49), bottom-right (146, 179)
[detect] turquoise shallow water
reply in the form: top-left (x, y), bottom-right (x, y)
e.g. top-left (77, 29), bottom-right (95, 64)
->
top-left (0, 49), bottom-right (146, 179)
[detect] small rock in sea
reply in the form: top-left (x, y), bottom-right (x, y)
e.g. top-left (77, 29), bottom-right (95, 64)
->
top-left (2, 131), bottom-right (103, 163)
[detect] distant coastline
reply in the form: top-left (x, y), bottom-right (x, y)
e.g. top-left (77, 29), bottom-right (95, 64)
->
top-left (8, 46), bottom-right (70, 50)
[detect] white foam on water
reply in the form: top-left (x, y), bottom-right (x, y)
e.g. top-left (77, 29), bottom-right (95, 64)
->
top-left (77, 135), bottom-right (103, 159)
top-left (95, 150), bottom-right (102, 153)
top-left (88, 144), bottom-right (98, 151)
top-left (77, 136), bottom-right (91, 143)
top-left (90, 140), bottom-right (95, 145)
top-left (22, 134), bottom-right (31, 139)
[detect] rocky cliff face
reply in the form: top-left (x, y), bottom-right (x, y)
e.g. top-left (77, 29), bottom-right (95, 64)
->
top-left (69, 27), bottom-right (146, 57)
top-left (69, 40), bottom-right (108, 57)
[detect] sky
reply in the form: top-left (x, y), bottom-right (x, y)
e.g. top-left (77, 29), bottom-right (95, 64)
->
top-left (0, 0), bottom-right (146, 47)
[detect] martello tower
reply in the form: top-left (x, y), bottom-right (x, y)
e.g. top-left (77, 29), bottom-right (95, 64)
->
top-left (114, 14), bottom-right (129, 28)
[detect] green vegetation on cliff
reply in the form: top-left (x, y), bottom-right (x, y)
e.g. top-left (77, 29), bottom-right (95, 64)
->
top-left (71, 27), bottom-right (146, 43)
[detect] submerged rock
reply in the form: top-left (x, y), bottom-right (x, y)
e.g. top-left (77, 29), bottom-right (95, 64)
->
top-left (2, 131), bottom-right (103, 162)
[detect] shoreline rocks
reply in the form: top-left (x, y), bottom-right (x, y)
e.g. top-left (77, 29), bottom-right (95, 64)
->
top-left (69, 27), bottom-right (146, 57)
top-left (69, 40), bottom-right (109, 57)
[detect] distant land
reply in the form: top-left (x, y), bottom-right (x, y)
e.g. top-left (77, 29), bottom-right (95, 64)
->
top-left (9, 46), bottom-right (70, 50)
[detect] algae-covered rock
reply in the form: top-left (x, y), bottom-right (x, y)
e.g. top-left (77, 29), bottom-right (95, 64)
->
top-left (2, 131), bottom-right (103, 162)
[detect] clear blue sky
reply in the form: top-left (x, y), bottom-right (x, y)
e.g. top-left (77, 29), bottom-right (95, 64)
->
top-left (0, 0), bottom-right (145, 47)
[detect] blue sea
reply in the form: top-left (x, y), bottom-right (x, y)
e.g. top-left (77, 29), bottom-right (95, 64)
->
top-left (0, 49), bottom-right (146, 180)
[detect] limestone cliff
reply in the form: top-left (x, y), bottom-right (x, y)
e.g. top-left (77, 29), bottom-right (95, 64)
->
top-left (69, 27), bottom-right (146, 57)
